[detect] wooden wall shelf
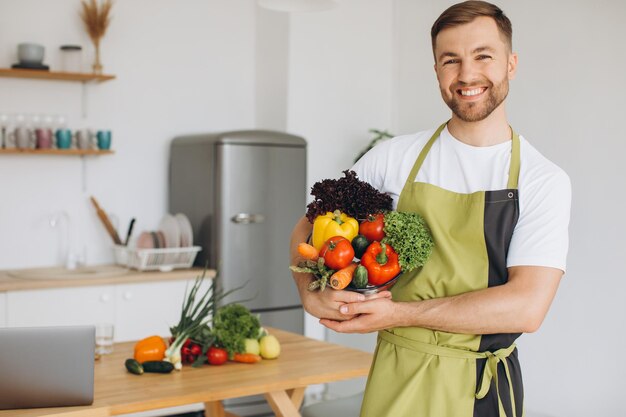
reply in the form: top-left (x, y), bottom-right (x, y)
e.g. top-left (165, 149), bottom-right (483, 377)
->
top-left (0, 149), bottom-right (114, 155)
top-left (0, 68), bottom-right (115, 83)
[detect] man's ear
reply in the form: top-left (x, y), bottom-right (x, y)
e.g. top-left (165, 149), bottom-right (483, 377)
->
top-left (508, 52), bottom-right (518, 81)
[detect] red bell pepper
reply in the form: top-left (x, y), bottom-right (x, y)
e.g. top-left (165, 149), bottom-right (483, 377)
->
top-left (360, 242), bottom-right (400, 286)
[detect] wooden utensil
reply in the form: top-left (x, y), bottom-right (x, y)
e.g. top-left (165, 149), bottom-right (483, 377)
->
top-left (90, 196), bottom-right (122, 244)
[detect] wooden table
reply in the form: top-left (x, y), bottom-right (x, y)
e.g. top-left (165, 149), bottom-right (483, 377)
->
top-left (1, 328), bottom-right (373, 417)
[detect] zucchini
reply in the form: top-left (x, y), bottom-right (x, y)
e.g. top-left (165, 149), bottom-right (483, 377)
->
top-left (352, 265), bottom-right (368, 289)
top-left (142, 360), bottom-right (175, 373)
top-left (125, 358), bottom-right (144, 375)
top-left (351, 235), bottom-right (370, 259)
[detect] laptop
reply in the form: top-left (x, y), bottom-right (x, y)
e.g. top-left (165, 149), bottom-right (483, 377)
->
top-left (0, 325), bottom-right (95, 410)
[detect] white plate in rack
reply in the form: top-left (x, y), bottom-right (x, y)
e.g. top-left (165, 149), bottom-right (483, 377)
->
top-left (175, 213), bottom-right (193, 247)
top-left (158, 214), bottom-right (180, 249)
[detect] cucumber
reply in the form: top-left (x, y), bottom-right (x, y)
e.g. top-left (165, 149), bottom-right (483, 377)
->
top-left (142, 361), bottom-right (175, 373)
top-left (352, 265), bottom-right (368, 289)
top-left (125, 358), bottom-right (144, 375)
top-left (351, 235), bottom-right (370, 259)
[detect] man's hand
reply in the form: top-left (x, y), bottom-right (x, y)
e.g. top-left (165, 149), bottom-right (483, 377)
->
top-left (320, 295), bottom-right (398, 332)
top-left (301, 289), bottom-right (392, 321)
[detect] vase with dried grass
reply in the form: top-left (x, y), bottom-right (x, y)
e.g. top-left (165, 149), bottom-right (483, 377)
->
top-left (80, 0), bottom-right (113, 75)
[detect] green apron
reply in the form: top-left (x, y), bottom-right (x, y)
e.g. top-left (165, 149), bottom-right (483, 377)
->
top-left (360, 123), bottom-right (523, 417)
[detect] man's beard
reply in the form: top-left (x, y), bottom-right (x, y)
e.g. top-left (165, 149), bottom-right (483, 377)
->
top-left (442, 77), bottom-right (509, 122)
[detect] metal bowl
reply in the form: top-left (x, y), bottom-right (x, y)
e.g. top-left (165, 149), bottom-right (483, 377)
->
top-left (345, 273), bottom-right (401, 295)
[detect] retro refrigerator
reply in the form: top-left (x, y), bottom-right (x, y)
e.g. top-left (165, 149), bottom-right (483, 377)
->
top-left (169, 130), bottom-right (306, 416)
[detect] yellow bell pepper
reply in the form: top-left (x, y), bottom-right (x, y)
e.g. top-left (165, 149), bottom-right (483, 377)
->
top-left (312, 210), bottom-right (359, 250)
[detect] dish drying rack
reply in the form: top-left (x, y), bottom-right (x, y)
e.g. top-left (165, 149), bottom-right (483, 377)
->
top-left (113, 245), bottom-right (201, 272)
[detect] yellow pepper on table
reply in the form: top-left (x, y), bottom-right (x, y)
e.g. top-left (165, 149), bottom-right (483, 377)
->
top-left (312, 210), bottom-right (359, 251)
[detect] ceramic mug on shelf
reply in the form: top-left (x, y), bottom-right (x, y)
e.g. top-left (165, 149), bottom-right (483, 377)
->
top-left (3, 129), bottom-right (16, 149)
top-left (35, 128), bottom-right (53, 149)
top-left (74, 129), bottom-right (95, 150)
top-left (96, 130), bottom-right (112, 150)
top-left (9, 127), bottom-right (36, 149)
top-left (55, 129), bottom-right (72, 149)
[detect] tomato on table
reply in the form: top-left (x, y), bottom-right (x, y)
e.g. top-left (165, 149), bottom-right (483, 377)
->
top-left (207, 346), bottom-right (228, 366)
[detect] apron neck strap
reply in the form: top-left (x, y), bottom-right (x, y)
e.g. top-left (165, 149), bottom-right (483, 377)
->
top-left (403, 122), bottom-right (447, 188)
top-left (507, 129), bottom-right (520, 189)
top-left (404, 122), bottom-right (522, 190)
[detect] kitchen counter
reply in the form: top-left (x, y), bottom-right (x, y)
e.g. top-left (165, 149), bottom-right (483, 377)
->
top-left (0, 266), bottom-right (211, 292)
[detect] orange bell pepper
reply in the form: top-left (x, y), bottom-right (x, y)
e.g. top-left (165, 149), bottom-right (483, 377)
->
top-left (134, 335), bottom-right (167, 363)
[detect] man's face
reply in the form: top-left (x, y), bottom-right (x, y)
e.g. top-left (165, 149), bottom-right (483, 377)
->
top-left (433, 16), bottom-right (517, 123)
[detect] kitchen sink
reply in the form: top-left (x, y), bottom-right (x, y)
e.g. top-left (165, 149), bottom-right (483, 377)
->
top-left (8, 265), bottom-right (129, 280)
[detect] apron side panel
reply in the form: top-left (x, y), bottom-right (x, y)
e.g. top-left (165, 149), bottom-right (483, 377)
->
top-left (480, 189), bottom-right (521, 351)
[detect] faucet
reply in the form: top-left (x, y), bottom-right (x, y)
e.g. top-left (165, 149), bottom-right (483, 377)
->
top-left (49, 210), bottom-right (79, 270)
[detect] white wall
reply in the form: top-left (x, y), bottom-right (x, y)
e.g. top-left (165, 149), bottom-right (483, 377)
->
top-left (0, 0), bottom-right (257, 268)
top-left (395, 1), bottom-right (625, 416)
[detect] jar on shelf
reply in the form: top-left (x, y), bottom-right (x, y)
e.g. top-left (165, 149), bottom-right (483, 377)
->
top-left (59, 45), bottom-right (83, 73)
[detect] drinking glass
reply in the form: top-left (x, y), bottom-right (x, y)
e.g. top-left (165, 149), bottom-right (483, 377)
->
top-left (95, 323), bottom-right (115, 355)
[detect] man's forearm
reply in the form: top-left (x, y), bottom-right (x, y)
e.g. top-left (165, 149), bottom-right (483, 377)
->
top-left (395, 266), bottom-right (562, 334)
top-left (396, 285), bottom-right (531, 334)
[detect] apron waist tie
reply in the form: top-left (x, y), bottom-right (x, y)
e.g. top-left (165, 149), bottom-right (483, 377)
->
top-left (379, 330), bottom-right (518, 417)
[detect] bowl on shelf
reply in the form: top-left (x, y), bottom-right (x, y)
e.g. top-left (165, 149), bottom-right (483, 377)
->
top-left (18, 43), bottom-right (45, 65)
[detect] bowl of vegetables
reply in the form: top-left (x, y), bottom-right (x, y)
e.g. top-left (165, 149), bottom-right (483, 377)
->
top-left (290, 171), bottom-right (434, 293)
top-left (345, 272), bottom-right (402, 295)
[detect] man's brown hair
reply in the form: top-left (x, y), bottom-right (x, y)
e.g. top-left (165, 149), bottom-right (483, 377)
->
top-left (431, 1), bottom-right (512, 54)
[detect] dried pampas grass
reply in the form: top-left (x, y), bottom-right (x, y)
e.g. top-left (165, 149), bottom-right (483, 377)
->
top-left (80, 0), bottom-right (113, 74)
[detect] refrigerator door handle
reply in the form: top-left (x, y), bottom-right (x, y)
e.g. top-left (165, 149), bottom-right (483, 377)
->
top-left (231, 213), bottom-right (265, 224)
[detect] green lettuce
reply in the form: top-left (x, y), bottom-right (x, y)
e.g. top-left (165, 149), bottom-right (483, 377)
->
top-left (212, 304), bottom-right (260, 357)
top-left (382, 211), bottom-right (434, 272)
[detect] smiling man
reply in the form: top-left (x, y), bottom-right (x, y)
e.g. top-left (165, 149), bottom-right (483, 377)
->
top-left (289, 1), bottom-right (571, 416)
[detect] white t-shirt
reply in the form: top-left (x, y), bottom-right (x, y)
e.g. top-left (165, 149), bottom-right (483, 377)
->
top-left (352, 126), bottom-right (571, 272)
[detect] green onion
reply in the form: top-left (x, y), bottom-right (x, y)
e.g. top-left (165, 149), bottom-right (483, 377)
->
top-left (165, 267), bottom-right (241, 370)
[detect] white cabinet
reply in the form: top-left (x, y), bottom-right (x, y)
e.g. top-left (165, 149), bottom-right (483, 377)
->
top-left (0, 292), bottom-right (6, 326)
top-left (7, 285), bottom-right (116, 328)
top-left (114, 280), bottom-right (190, 342)
top-left (5, 279), bottom-right (206, 342)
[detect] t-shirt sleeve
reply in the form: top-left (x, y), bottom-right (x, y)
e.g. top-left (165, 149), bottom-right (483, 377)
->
top-left (506, 169), bottom-right (572, 272)
top-left (350, 141), bottom-right (388, 191)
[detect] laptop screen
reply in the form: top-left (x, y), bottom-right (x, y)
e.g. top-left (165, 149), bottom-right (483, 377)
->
top-left (0, 326), bottom-right (95, 410)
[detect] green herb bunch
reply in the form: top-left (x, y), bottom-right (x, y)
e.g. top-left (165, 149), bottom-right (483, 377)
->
top-left (212, 304), bottom-right (261, 357)
top-left (382, 211), bottom-right (434, 272)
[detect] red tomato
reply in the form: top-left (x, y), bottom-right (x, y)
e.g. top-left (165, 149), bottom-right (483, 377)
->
top-left (359, 213), bottom-right (385, 242)
top-left (319, 236), bottom-right (355, 270)
top-left (207, 347), bottom-right (228, 366)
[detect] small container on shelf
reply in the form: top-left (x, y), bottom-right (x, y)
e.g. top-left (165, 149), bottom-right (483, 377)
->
top-left (113, 245), bottom-right (201, 272)
top-left (59, 45), bottom-right (83, 73)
